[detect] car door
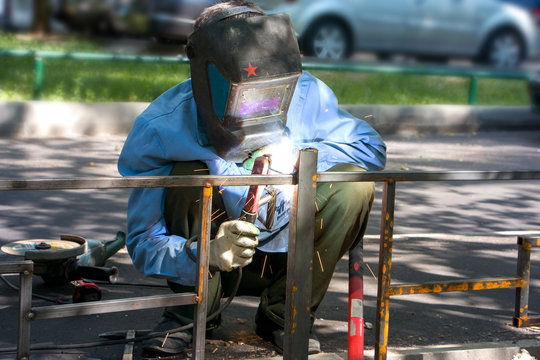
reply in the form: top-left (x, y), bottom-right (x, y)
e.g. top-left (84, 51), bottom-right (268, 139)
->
top-left (404, 0), bottom-right (480, 56)
top-left (354, 0), bottom-right (407, 52)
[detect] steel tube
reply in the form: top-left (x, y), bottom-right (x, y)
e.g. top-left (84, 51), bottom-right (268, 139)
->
top-left (0, 174), bottom-right (294, 191)
top-left (32, 293), bottom-right (196, 320)
top-left (317, 170), bottom-right (540, 183)
top-left (284, 149), bottom-right (318, 359)
top-left (17, 263), bottom-right (33, 360)
top-left (0, 261), bottom-right (34, 274)
top-left (375, 181), bottom-right (396, 360)
top-left (193, 186), bottom-right (212, 360)
top-left (389, 277), bottom-right (525, 296)
top-left (2, 171), bottom-right (540, 192)
top-left (514, 236), bottom-right (534, 327)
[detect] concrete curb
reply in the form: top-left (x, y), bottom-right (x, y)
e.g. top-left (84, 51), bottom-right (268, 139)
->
top-left (342, 104), bottom-right (540, 136)
top-left (1, 101), bottom-right (539, 138)
top-left (252, 339), bottom-right (540, 360)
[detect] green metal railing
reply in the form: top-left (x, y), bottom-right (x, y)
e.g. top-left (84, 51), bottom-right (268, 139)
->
top-left (0, 48), bottom-right (535, 103)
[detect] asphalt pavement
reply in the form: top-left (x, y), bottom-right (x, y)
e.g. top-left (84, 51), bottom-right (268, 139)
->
top-left (1, 128), bottom-right (540, 359)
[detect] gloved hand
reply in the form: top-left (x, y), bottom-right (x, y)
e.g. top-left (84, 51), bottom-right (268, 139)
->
top-left (243, 141), bottom-right (299, 173)
top-left (242, 145), bottom-right (272, 171)
top-left (209, 220), bottom-right (259, 272)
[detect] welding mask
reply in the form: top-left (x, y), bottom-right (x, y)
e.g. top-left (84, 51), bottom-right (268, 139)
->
top-left (186, 9), bottom-right (302, 162)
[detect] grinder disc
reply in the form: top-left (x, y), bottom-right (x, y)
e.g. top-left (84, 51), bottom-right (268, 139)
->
top-left (1, 235), bottom-right (86, 261)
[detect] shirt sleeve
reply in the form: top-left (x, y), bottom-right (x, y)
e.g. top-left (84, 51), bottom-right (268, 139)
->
top-left (287, 72), bottom-right (387, 172)
top-left (125, 187), bottom-right (199, 285)
top-left (118, 119), bottom-right (200, 286)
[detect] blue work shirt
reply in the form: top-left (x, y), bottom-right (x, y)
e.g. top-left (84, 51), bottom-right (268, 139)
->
top-left (118, 71), bottom-right (386, 285)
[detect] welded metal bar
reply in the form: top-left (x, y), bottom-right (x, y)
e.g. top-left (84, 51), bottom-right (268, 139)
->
top-left (193, 185), bottom-right (212, 360)
top-left (0, 261), bottom-right (34, 274)
top-left (121, 329), bottom-right (135, 360)
top-left (317, 170), bottom-right (540, 183)
top-left (284, 149), bottom-right (318, 359)
top-left (0, 174), bottom-right (293, 191)
top-left (17, 262), bottom-right (33, 360)
top-left (389, 277), bottom-right (525, 296)
top-left (2, 171), bottom-right (539, 192)
top-left (31, 293), bottom-right (196, 320)
top-left (375, 181), bottom-right (396, 360)
top-left (514, 235), bottom-right (536, 327)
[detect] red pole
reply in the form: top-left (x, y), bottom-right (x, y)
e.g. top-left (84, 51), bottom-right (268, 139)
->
top-left (348, 245), bottom-right (364, 359)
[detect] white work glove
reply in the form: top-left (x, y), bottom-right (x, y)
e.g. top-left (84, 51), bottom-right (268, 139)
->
top-left (209, 220), bottom-right (259, 272)
top-left (242, 140), bottom-right (299, 174)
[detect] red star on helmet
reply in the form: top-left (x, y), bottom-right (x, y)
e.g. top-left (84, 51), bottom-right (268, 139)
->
top-left (243, 62), bottom-right (258, 77)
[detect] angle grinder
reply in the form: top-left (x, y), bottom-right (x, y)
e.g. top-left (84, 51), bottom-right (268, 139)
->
top-left (1, 232), bottom-right (125, 285)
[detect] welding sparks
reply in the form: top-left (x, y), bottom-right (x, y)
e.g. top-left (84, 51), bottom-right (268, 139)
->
top-left (320, 218), bottom-right (323, 229)
top-left (316, 250), bottom-right (324, 272)
top-left (260, 255), bottom-right (268, 278)
top-left (211, 210), bottom-right (227, 222)
top-left (161, 333), bottom-right (169, 347)
top-left (366, 263), bottom-right (377, 281)
top-left (193, 168), bottom-right (207, 172)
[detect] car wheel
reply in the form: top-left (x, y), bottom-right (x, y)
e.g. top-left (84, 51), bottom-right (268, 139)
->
top-left (477, 29), bottom-right (524, 68)
top-left (303, 19), bottom-right (352, 60)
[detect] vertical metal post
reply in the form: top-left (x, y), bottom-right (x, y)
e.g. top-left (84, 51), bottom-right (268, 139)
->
top-left (348, 245), bottom-right (364, 360)
top-left (34, 56), bottom-right (44, 100)
top-left (193, 185), bottom-right (212, 360)
top-left (514, 235), bottom-right (532, 327)
top-left (375, 181), bottom-right (396, 360)
top-left (18, 262), bottom-right (33, 360)
top-left (284, 149), bottom-right (318, 360)
top-left (468, 76), bottom-right (477, 105)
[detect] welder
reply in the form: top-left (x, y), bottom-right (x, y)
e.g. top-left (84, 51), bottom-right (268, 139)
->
top-left (117, 0), bottom-right (386, 356)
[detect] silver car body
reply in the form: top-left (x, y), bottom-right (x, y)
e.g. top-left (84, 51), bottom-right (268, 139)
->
top-left (256, 0), bottom-right (539, 62)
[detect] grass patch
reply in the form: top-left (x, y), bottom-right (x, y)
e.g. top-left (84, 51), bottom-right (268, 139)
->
top-left (310, 70), bottom-right (530, 106)
top-left (0, 31), bottom-right (531, 105)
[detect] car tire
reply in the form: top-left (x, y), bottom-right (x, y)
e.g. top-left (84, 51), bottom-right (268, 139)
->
top-left (303, 18), bottom-right (352, 60)
top-left (477, 28), bottom-right (524, 68)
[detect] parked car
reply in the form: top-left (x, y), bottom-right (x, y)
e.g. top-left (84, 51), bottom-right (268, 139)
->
top-left (55, 0), bottom-right (219, 41)
top-left (150, 0), bottom-right (219, 42)
top-left (254, 0), bottom-right (539, 67)
top-left (501, 0), bottom-right (540, 23)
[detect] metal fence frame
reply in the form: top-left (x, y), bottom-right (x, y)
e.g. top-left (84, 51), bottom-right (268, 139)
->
top-left (1, 150), bottom-right (540, 359)
top-left (0, 48), bottom-right (533, 104)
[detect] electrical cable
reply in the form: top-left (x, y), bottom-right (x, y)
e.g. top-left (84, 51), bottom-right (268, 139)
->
top-left (0, 275), bottom-right (70, 304)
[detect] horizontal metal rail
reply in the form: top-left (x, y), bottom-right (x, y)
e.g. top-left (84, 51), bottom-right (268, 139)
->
top-left (30, 293), bottom-right (197, 320)
top-left (0, 174), bottom-right (294, 191)
top-left (388, 277), bottom-right (525, 296)
top-left (0, 48), bottom-right (533, 103)
top-left (1, 170), bottom-right (539, 192)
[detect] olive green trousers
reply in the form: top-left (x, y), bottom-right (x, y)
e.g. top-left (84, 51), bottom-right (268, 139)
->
top-left (162, 161), bottom-right (375, 330)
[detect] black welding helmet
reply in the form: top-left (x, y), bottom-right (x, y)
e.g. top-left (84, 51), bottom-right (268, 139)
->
top-left (187, 7), bottom-right (302, 162)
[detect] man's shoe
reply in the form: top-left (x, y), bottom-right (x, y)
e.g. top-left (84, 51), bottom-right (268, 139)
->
top-left (142, 317), bottom-right (192, 356)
